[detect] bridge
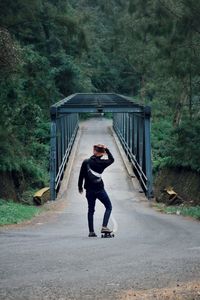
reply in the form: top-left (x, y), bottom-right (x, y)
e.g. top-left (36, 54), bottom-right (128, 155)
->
top-left (50, 93), bottom-right (153, 200)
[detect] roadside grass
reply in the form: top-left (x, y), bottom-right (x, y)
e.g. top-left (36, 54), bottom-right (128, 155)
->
top-left (0, 199), bottom-right (42, 226)
top-left (156, 203), bottom-right (200, 220)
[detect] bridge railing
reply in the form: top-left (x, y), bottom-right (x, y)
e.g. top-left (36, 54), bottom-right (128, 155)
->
top-left (113, 107), bottom-right (153, 199)
top-left (50, 93), bottom-right (153, 200)
top-left (50, 108), bottom-right (79, 200)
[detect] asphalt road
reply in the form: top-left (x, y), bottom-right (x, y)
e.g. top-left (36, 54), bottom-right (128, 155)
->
top-left (0, 117), bottom-right (200, 300)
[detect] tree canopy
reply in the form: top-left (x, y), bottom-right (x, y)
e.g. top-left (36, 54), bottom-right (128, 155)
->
top-left (0, 0), bottom-right (200, 201)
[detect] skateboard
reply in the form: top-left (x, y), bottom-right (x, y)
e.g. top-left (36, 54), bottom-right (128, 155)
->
top-left (101, 231), bottom-right (115, 238)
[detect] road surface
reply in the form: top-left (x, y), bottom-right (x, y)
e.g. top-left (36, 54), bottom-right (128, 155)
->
top-left (0, 118), bottom-right (200, 300)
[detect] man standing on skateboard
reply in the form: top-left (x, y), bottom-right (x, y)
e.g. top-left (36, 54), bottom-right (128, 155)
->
top-left (78, 144), bottom-right (114, 237)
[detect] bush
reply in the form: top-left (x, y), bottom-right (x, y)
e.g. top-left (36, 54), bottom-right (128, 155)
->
top-left (21, 159), bottom-right (49, 188)
top-left (152, 115), bottom-right (200, 173)
top-left (0, 199), bottom-right (41, 225)
top-left (151, 117), bottom-right (173, 173)
top-left (157, 203), bottom-right (200, 220)
top-left (167, 119), bottom-right (200, 172)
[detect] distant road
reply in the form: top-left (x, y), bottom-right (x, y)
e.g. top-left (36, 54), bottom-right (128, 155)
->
top-left (0, 118), bottom-right (200, 300)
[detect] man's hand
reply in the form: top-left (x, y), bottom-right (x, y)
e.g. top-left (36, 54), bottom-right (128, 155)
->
top-left (101, 144), bottom-right (108, 152)
top-left (104, 145), bottom-right (109, 153)
top-left (79, 188), bottom-right (83, 194)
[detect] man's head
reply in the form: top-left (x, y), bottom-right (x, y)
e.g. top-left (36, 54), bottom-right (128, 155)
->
top-left (93, 144), bottom-right (106, 157)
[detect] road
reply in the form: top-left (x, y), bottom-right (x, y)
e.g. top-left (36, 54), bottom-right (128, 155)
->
top-left (0, 117), bottom-right (200, 300)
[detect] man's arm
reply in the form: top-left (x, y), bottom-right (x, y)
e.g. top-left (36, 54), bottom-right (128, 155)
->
top-left (78, 160), bottom-right (86, 193)
top-left (104, 148), bottom-right (114, 166)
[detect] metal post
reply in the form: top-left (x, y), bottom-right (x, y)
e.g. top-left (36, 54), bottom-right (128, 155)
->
top-left (130, 113), bottom-right (133, 153)
top-left (61, 116), bottom-right (65, 159)
top-left (69, 114), bottom-right (72, 139)
top-left (131, 113), bottom-right (134, 154)
top-left (144, 106), bottom-right (153, 199)
top-left (120, 113), bottom-right (122, 135)
top-left (67, 114), bottom-right (69, 147)
top-left (126, 113), bottom-right (129, 156)
top-left (50, 107), bottom-right (57, 200)
top-left (113, 113), bottom-right (116, 130)
top-left (126, 113), bottom-right (129, 146)
top-left (133, 115), bottom-right (138, 158)
top-left (138, 116), bottom-right (144, 167)
top-left (122, 113), bottom-right (124, 136)
top-left (65, 116), bottom-right (67, 152)
top-left (56, 117), bottom-right (60, 169)
top-left (118, 113), bottom-right (121, 133)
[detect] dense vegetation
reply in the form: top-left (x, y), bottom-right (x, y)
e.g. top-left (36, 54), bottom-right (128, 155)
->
top-left (0, 0), bottom-right (200, 203)
top-left (156, 203), bottom-right (200, 220)
top-left (0, 199), bottom-right (41, 225)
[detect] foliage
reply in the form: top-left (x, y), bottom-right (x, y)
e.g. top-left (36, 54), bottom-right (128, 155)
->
top-left (156, 203), bottom-right (200, 220)
top-left (164, 118), bottom-right (200, 172)
top-left (0, 199), bottom-right (42, 225)
top-left (152, 114), bottom-right (200, 173)
top-left (0, 28), bottom-right (20, 75)
top-left (151, 116), bottom-right (173, 173)
top-left (0, 0), bottom-right (200, 202)
top-left (79, 113), bottom-right (113, 120)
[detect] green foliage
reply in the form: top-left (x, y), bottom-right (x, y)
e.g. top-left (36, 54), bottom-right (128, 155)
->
top-left (20, 46), bottom-right (59, 107)
top-left (151, 105), bottom-right (200, 173)
top-left (151, 116), bottom-right (173, 173)
top-left (104, 113), bottom-right (113, 119)
top-left (21, 159), bottom-right (49, 188)
top-left (52, 53), bottom-right (84, 95)
top-left (0, 0), bottom-right (200, 201)
top-left (0, 28), bottom-right (21, 75)
top-left (79, 113), bottom-right (92, 120)
top-left (0, 199), bottom-right (41, 225)
top-left (21, 189), bottom-right (38, 205)
top-left (79, 113), bottom-right (113, 120)
top-left (0, 127), bottom-right (23, 172)
top-left (164, 118), bottom-right (200, 172)
top-left (156, 203), bottom-right (200, 220)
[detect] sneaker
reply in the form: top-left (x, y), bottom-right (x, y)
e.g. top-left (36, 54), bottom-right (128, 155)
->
top-left (88, 232), bottom-right (97, 237)
top-left (101, 227), bottom-right (112, 233)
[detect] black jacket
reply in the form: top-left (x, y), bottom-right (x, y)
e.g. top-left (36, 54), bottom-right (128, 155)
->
top-left (78, 148), bottom-right (114, 192)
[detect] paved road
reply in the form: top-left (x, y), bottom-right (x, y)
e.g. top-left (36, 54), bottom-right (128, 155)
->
top-left (0, 118), bottom-right (200, 300)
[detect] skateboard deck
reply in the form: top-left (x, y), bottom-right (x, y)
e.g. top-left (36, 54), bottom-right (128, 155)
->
top-left (101, 232), bottom-right (115, 238)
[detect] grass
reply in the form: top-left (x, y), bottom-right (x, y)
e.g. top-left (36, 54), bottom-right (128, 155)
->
top-left (0, 199), bottom-right (42, 226)
top-left (156, 203), bottom-right (200, 220)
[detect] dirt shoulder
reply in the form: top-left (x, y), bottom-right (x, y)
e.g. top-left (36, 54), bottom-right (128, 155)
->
top-left (154, 168), bottom-right (200, 206)
top-left (119, 281), bottom-right (200, 300)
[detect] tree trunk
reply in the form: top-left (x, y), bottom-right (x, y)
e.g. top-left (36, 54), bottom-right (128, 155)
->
top-left (173, 79), bottom-right (189, 127)
top-left (140, 75), bottom-right (146, 104)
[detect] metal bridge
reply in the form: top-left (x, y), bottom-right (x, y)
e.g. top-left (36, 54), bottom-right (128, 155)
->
top-left (50, 93), bottom-right (153, 200)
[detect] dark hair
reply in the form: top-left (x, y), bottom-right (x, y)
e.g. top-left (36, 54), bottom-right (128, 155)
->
top-left (93, 145), bottom-right (105, 153)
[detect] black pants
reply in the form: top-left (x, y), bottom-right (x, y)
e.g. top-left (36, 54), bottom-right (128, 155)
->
top-left (86, 189), bottom-right (112, 232)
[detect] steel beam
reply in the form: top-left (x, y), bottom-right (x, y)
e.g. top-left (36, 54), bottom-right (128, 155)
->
top-left (50, 110), bottom-right (57, 201)
top-left (58, 107), bottom-right (143, 114)
top-left (144, 106), bottom-right (153, 198)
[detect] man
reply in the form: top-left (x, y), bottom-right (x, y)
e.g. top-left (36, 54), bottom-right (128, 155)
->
top-left (78, 144), bottom-right (114, 237)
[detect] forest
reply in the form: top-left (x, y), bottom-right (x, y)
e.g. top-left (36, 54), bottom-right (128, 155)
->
top-left (0, 0), bottom-right (200, 204)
